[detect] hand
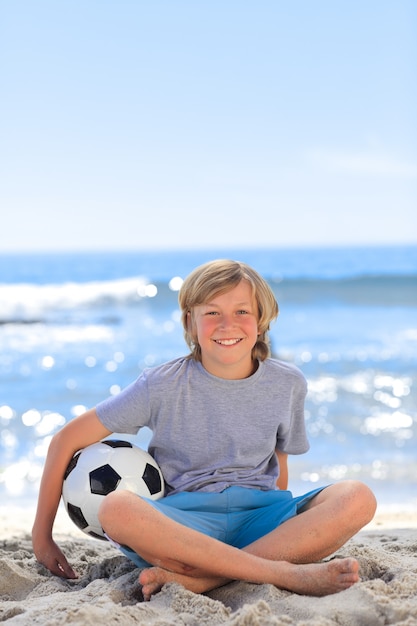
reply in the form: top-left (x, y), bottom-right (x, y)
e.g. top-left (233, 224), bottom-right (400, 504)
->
top-left (33, 536), bottom-right (78, 579)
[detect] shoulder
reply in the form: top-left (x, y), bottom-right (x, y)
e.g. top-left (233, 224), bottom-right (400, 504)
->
top-left (142, 355), bottom-right (198, 384)
top-left (261, 358), bottom-right (307, 386)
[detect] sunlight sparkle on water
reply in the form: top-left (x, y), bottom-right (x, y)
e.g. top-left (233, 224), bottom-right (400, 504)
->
top-left (137, 283), bottom-right (158, 298)
top-left (0, 405), bottom-right (15, 423)
top-left (35, 435), bottom-right (52, 458)
top-left (22, 409), bottom-right (66, 435)
top-left (374, 375), bottom-right (411, 397)
top-left (169, 276), bottom-right (183, 291)
top-left (308, 377), bottom-right (338, 404)
top-left (35, 412), bottom-right (66, 436)
top-left (22, 409), bottom-right (42, 427)
top-left (41, 355), bottom-right (55, 369)
top-left (1, 429), bottom-right (18, 450)
top-left (362, 411), bottom-right (413, 436)
top-left (71, 405), bottom-right (87, 416)
top-left (374, 390), bottom-right (401, 408)
top-left (0, 460), bottom-right (40, 495)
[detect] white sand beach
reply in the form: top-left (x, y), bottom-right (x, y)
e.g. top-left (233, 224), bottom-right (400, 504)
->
top-left (1, 503), bottom-right (417, 625)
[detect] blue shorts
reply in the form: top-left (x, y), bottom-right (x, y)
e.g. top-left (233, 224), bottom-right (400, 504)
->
top-left (115, 485), bottom-right (326, 568)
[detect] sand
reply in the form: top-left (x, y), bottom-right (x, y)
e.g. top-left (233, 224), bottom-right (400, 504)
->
top-left (1, 503), bottom-right (417, 625)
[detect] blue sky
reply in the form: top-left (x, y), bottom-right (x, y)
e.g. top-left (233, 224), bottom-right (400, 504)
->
top-left (2, 0), bottom-right (416, 251)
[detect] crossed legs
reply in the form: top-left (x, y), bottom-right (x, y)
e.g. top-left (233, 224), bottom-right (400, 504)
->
top-left (98, 480), bottom-right (376, 600)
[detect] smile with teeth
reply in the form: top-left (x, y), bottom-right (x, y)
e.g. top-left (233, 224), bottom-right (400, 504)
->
top-left (213, 338), bottom-right (243, 346)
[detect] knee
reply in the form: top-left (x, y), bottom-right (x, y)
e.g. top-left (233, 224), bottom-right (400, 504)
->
top-left (340, 480), bottom-right (377, 523)
top-left (98, 489), bottom-right (134, 530)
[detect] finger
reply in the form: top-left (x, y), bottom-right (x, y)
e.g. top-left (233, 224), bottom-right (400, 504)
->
top-left (58, 560), bottom-right (78, 579)
top-left (49, 558), bottom-right (78, 579)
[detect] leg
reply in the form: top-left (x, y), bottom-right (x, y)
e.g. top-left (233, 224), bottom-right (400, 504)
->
top-left (98, 481), bottom-right (374, 599)
top-left (245, 480), bottom-right (377, 563)
top-left (140, 480), bottom-right (375, 598)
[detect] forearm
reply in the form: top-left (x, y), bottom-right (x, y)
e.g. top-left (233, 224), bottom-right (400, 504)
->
top-left (32, 431), bottom-right (74, 538)
top-left (32, 408), bottom-right (112, 577)
top-left (32, 408), bottom-right (112, 541)
top-left (31, 429), bottom-right (84, 578)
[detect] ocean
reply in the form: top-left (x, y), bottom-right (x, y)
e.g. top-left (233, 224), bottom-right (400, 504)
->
top-left (1, 246), bottom-right (416, 511)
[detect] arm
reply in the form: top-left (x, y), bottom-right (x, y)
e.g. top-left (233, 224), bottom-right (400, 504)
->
top-left (275, 450), bottom-right (288, 490)
top-left (32, 408), bottom-right (112, 578)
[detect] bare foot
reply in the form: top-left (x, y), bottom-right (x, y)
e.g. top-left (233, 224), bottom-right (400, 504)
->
top-left (139, 557), bottom-right (360, 601)
top-left (280, 558), bottom-right (360, 596)
top-left (139, 568), bottom-right (228, 601)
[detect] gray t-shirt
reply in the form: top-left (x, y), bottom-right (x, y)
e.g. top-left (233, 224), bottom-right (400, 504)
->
top-left (96, 356), bottom-right (309, 495)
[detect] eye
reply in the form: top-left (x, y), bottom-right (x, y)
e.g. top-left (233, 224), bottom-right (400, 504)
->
top-left (237, 309), bottom-right (249, 315)
top-left (206, 310), bottom-right (219, 316)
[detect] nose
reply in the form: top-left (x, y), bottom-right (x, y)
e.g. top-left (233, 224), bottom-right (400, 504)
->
top-left (219, 313), bottom-right (234, 328)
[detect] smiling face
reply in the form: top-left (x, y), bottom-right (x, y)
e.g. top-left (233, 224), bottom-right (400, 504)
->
top-left (189, 280), bottom-right (259, 379)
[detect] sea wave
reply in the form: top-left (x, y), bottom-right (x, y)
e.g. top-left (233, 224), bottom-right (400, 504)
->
top-left (0, 277), bottom-right (150, 323)
top-left (0, 274), bottom-right (416, 324)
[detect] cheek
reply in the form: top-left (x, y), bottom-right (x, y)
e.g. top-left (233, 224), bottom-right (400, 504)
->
top-left (195, 317), bottom-right (213, 337)
top-left (249, 320), bottom-right (261, 338)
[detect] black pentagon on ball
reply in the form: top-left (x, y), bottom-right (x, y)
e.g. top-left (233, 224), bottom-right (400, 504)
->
top-left (87, 529), bottom-right (107, 542)
top-left (64, 451), bottom-right (81, 480)
top-left (89, 464), bottom-right (122, 496)
top-left (67, 502), bottom-right (89, 530)
top-left (142, 462), bottom-right (162, 495)
top-left (103, 439), bottom-right (133, 449)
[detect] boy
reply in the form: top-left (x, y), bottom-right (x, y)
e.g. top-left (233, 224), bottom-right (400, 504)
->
top-left (32, 260), bottom-right (376, 599)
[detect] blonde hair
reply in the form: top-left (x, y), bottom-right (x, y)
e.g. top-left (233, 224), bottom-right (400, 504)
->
top-left (178, 259), bottom-right (279, 362)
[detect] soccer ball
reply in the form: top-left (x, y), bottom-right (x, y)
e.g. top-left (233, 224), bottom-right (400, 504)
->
top-left (62, 439), bottom-right (164, 540)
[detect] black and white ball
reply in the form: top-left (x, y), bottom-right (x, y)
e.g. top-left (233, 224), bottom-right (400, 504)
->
top-left (62, 439), bottom-right (164, 540)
